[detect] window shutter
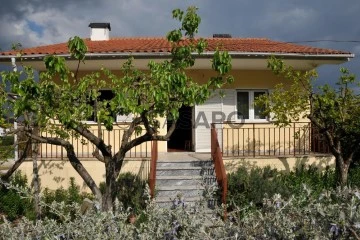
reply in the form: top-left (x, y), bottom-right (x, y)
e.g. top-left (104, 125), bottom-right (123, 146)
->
top-left (194, 91), bottom-right (222, 152)
top-left (222, 89), bottom-right (236, 122)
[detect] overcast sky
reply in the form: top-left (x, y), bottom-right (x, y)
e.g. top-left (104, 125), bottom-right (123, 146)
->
top-left (0, 0), bottom-right (359, 87)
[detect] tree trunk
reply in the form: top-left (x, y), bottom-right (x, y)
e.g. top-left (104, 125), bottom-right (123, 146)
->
top-left (32, 141), bottom-right (41, 220)
top-left (65, 146), bottom-right (103, 204)
top-left (102, 156), bottom-right (119, 211)
top-left (335, 156), bottom-right (350, 187)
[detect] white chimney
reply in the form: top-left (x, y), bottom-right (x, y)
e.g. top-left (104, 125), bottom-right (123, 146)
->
top-left (89, 23), bottom-right (111, 41)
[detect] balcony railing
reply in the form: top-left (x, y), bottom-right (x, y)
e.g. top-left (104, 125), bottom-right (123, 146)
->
top-left (19, 123), bottom-right (151, 159)
top-left (213, 122), bottom-right (329, 158)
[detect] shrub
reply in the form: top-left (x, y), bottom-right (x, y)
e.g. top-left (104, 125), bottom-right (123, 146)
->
top-left (0, 171), bottom-right (35, 221)
top-left (0, 136), bottom-right (15, 159)
top-left (100, 172), bottom-right (147, 213)
top-left (42, 177), bottom-right (92, 220)
top-left (1, 186), bottom-right (360, 239)
top-left (348, 167), bottom-right (360, 187)
top-left (227, 165), bottom-right (337, 209)
top-left (0, 174), bottom-right (92, 222)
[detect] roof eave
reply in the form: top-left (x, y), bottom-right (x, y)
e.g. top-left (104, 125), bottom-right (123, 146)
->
top-left (0, 51), bottom-right (354, 62)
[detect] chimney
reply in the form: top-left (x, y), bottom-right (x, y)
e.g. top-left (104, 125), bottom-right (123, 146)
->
top-left (213, 34), bottom-right (232, 38)
top-left (88, 23), bottom-right (111, 41)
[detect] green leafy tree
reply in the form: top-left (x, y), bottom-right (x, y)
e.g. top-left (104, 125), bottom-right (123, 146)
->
top-left (256, 57), bottom-right (360, 186)
top-left (0, 6), bottom-right (233, 210)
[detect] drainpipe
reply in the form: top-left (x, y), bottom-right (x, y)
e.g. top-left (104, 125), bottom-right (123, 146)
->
top-left (11, 57), bottom-right (17, 72)
top-left (11, 57), bottom-right (18, 160)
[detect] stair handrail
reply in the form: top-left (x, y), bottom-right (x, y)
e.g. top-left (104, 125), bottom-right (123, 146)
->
top-left (149, 140), bottom-right (158, 199)
top-left (211, 123), bottom-right (227, 219)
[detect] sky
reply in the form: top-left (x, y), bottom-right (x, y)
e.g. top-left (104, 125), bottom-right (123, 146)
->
top-left (0, 0), bottom-right (359, 87)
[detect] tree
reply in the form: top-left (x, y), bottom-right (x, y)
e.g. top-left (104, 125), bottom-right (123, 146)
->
top-left (0, 6), bottom-right (233, 211)
top-left (256, 57), bottom-right (360, 186)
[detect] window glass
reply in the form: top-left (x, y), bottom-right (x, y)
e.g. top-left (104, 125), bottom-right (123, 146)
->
top-left (254, 91), bottom-right (267, 119)
top-left (237, 92), bottom-right (249, 119)
top-left (87, 90), bottom-right (116, 122)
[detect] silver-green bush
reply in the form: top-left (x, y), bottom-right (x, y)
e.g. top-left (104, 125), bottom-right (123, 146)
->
top-left (1, 185), bottom-right (360, 239)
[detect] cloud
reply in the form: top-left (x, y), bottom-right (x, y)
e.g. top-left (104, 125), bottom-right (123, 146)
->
top-left (258, 7), bottom-right (316, 31)
top-left (0, 0), bottom-right (359, 87)
top-left (353, 45), bottom-right (360, 55)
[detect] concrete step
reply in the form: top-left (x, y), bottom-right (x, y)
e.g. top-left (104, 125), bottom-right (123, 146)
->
top-left (156, 166), bottom-right (214, 176)
top-left (157, 160), bottom-right (213, 168)
top-left (154, 157), bottom-right (218, 210)
top-left (156, 175), bottom-right (217, 186)
top-left (156, 185), bottom-right (205, 198)
top-left (156, 175), bottom-right (202, 186)
top-left (156, 166), bottom-right (202, 176)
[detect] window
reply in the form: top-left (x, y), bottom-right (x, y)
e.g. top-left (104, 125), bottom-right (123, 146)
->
top-left (87, 90), bottom-right (133, 122)
top-left (237, 90), bottom-right (268, 121)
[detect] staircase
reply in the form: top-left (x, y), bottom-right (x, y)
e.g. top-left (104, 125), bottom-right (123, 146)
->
top-left (155, 153), bottom-right (218, 208)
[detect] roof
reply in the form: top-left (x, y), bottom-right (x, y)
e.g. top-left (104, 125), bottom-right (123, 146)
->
top-left (0, 37), bottom-right (352, 59)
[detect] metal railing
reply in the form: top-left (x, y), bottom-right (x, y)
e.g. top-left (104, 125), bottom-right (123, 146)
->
top-left (24, 124), bottom-right (151, 159)
top-left (149, 140), bottom-right (158, 199)
top-left (213, 122), bottom-right (329, 158)
top-left (211, 123), bottom-right (227, 219)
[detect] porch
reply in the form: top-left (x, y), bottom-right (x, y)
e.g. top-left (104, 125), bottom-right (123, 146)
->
top-left (7, 122), bottom-right (333, 193)
top-left (213, 122), bottom-right (329, 158)
top-left (22, 122), bottom-right (330, 160)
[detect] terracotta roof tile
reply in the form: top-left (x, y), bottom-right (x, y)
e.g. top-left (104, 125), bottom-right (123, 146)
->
top-left (0, 37), bottom-right (352, 56)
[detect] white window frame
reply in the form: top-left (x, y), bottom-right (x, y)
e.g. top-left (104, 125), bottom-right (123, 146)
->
top-left (116, 113), bottom-right (133, 123)
top-left (236, 89), bottom-right (269, 122)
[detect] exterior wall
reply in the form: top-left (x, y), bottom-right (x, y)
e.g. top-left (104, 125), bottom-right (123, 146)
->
top-left (187, 69), bottom-right (288, 89)
top-left (224, 155), bottom-right (335, 173)
top-left (18, 158), bottom-right (149, 192)
top-left (192, 69), bottom-right (301, 152)
top-left (46, 68), bottom-right (302, 154)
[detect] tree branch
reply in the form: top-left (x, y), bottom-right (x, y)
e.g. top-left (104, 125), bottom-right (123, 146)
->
top-left (120, 116), bottom-right (142, 151)
top-left (92, 151), bottom-right (105, 163)
top-left (142, 112), bottom-right (156, 135)
top-left (72, 124), bottom-right (112, 159)
top-left (123, 120), bottom-right (177, 153)
top-left (308, 115), bottom-right (341, 157)
top-left (1, 138), bottom-right (31, 181)
top-left (25, 132), bottom-right (102, 201)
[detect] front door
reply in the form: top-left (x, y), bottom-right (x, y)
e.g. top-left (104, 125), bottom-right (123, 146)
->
top-left (167, 106), bottom-right (193, 152)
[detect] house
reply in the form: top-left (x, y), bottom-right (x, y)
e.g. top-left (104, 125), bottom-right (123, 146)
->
top-left (0, 23), bottom-right (354, 190)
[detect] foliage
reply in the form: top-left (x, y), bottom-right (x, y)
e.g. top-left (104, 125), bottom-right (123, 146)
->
top-left (0, 6), bottom-right (233, 210)
top-left (256, 57), bottom-right (360, 186)
top-left (0, 171), bottom-right (35, 221)
top-left (42, 177), bottom-right (92, 221)
top-left (99, 172), bottom-right (147, 213)
top-left (0, 173), bottom-right (92, 222)
top-left (0, 136), bottom-right (14, 159)
top-left (2, 184), bottom-right (360, 238)
top-left (227, 165), bottom-right (340, 209)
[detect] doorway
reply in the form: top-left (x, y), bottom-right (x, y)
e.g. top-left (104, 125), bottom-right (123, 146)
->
top-left (167, 106), bottom-right (193, 152)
